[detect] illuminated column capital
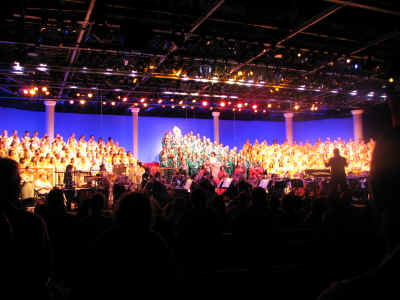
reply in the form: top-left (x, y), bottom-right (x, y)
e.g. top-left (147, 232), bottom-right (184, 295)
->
top-left (284, 112), bottom-right (294, 145)
top-left (131, 107), bottom-right (140, 159)
top-left (44, 100), bottom-right (56, 141)
top-left (351, 109), bottom-right (364, 142)
top-left (212, 111), bottom-right (220, 144)
top-left (283, 112), bottom-right (294, 119)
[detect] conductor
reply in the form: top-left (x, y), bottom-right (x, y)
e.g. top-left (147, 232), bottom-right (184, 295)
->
top-left (324, 148), bottom-right (348, 191)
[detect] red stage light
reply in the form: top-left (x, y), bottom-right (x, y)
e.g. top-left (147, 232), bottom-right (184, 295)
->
top-left (237, 103), bottom-right (243, 108)
top-left (202, 100), bottom-right (208, 106)
top-left (88, 93), bottom-right (93, 98)
top-left (42, 86), bottom-right (48, 92)
top-left (158, 99), bottom-right (163, 104)
top-left (220, 102), bottom-right (226, 107)
top-left (140, 98), bottom-right (146, 103)
top-left (69, 100), bottom-right (74, 104)
top-left (111, 101), bottom-right (116, 106)
top-left (122, 97), bottom-right (128, 102)
top-left (23, 89), bottom-right (29, 95)
top-left (252, 104), bottom-right (257, 109)
top-left (179, 100), bottom-right (183, 105)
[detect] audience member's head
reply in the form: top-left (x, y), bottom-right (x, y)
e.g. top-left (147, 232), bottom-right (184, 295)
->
top-left (190, 188), bottom-right (207, 209)
top-left (252, 187), bottom-right (268, 208)
top-left (114, 192), bottom-right (152, 230)
top-left (46, 188), bottom-right (66, 214)
top-left (88, 193), bottom-right (105, 216)
top-left (0, 158), bottom-right (21, 211)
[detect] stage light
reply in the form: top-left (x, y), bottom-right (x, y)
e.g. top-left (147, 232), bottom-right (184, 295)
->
top-left (228, 101), bottom-right (232, 105)
top-left (220, 102), bottom-right (226, 107)
top-left (191, 106), bottom-right (194, 110)
top-left (69, 100), bottom-right (74, 104)
top-left (263, 109), bottom-right (266, 113)
top-left (79, 100), bottom-right (86, 105)
top-left (254, 110), bottom-right (258, 113)
top-left (13, 61), bottom-right (23, 71)
top-left (237, 103), bottom-right (243, 108)
top-left (244, 102), bottom-right (248, 107)
top-left (122, 97), bottom-right (128, 102)
top-left (238, 71), bottom-right (243, 76)
top-left (192, 99), bottom-right (197, 103)
top-left (143, 103), bottom-right (148, 107)
top-left (170, 98), bottom-right (174, 102)
top-left (111, 101), bottom-right (116, 106)
top-left (162, 105), bottom-right (166, 108)
top-left (42, 87), bottom-right (48, 92)
top-left (274, 53), bottom-right (283, 59)
top-left (232, 108), bottom-right (236, 111)
top-left (182, 105), bottom-right (186, 109)
top-left (210, 107), bottom-right (213, 110)
top-left (171, 105), bottom-right (175, 109)
top-left (45, 91), bottom-right (50, 96)
top-left (249, 71), bottom-right (254, 76)
top-left (354, 64), bottom-right (359, 69)
top-left (23, 89), bottom-right (29, 95)
top-left (179, 100), bottom-right (183, 105)
top-left (134, 103), bottom-right (139, 106)
top-left (140, 98), bottom-right (146, 103)
top-left (102, 101), bottom-right (106, 105)
top-left (202, 101), bottom-right (208, 106)
top-left (34, 87), bottom-right (39, 91)
top-left (294, 104), bottom-right (300, 110)
top-left (29, 89), bottom-right (36, 96)
top-left (389, 77), bottom-right (395, 83)
top-left (76, 93), bottom-right (80, 97)
top-left (275, 87), bottom-right (279, 92)
top-left (346, 58), bottom-right (351, 63)
top-left (88, 93), bottom-right (93, 98)
top-left (297, 52), bottom-right (302, 57)
top-left (37, 64), bottom-right (48, 72)
top-left (158, 99), bottom-right (163, 104)
top-left (252, 104), bottom-right (257, 110)
top-left (267, 103), bottom-right (272, 108)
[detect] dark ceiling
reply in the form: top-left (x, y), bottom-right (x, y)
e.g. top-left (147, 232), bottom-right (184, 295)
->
top-left (0, 0), bottom-right (399, 120)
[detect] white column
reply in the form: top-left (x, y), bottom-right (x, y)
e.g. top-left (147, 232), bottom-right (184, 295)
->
top-left (351, 109), bottom-right (364, 142)
top-left (131, 107), bottom-right (140, 159)
top-left (212, 111), bottom-right (220, 144)
top-left (284, 112), bottom-right (294, 145)
top-left (44, 100), bottom-right (56, 141)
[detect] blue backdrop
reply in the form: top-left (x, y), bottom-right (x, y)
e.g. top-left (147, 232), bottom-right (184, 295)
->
top-left (0, 107), bottom-right (353, 162)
